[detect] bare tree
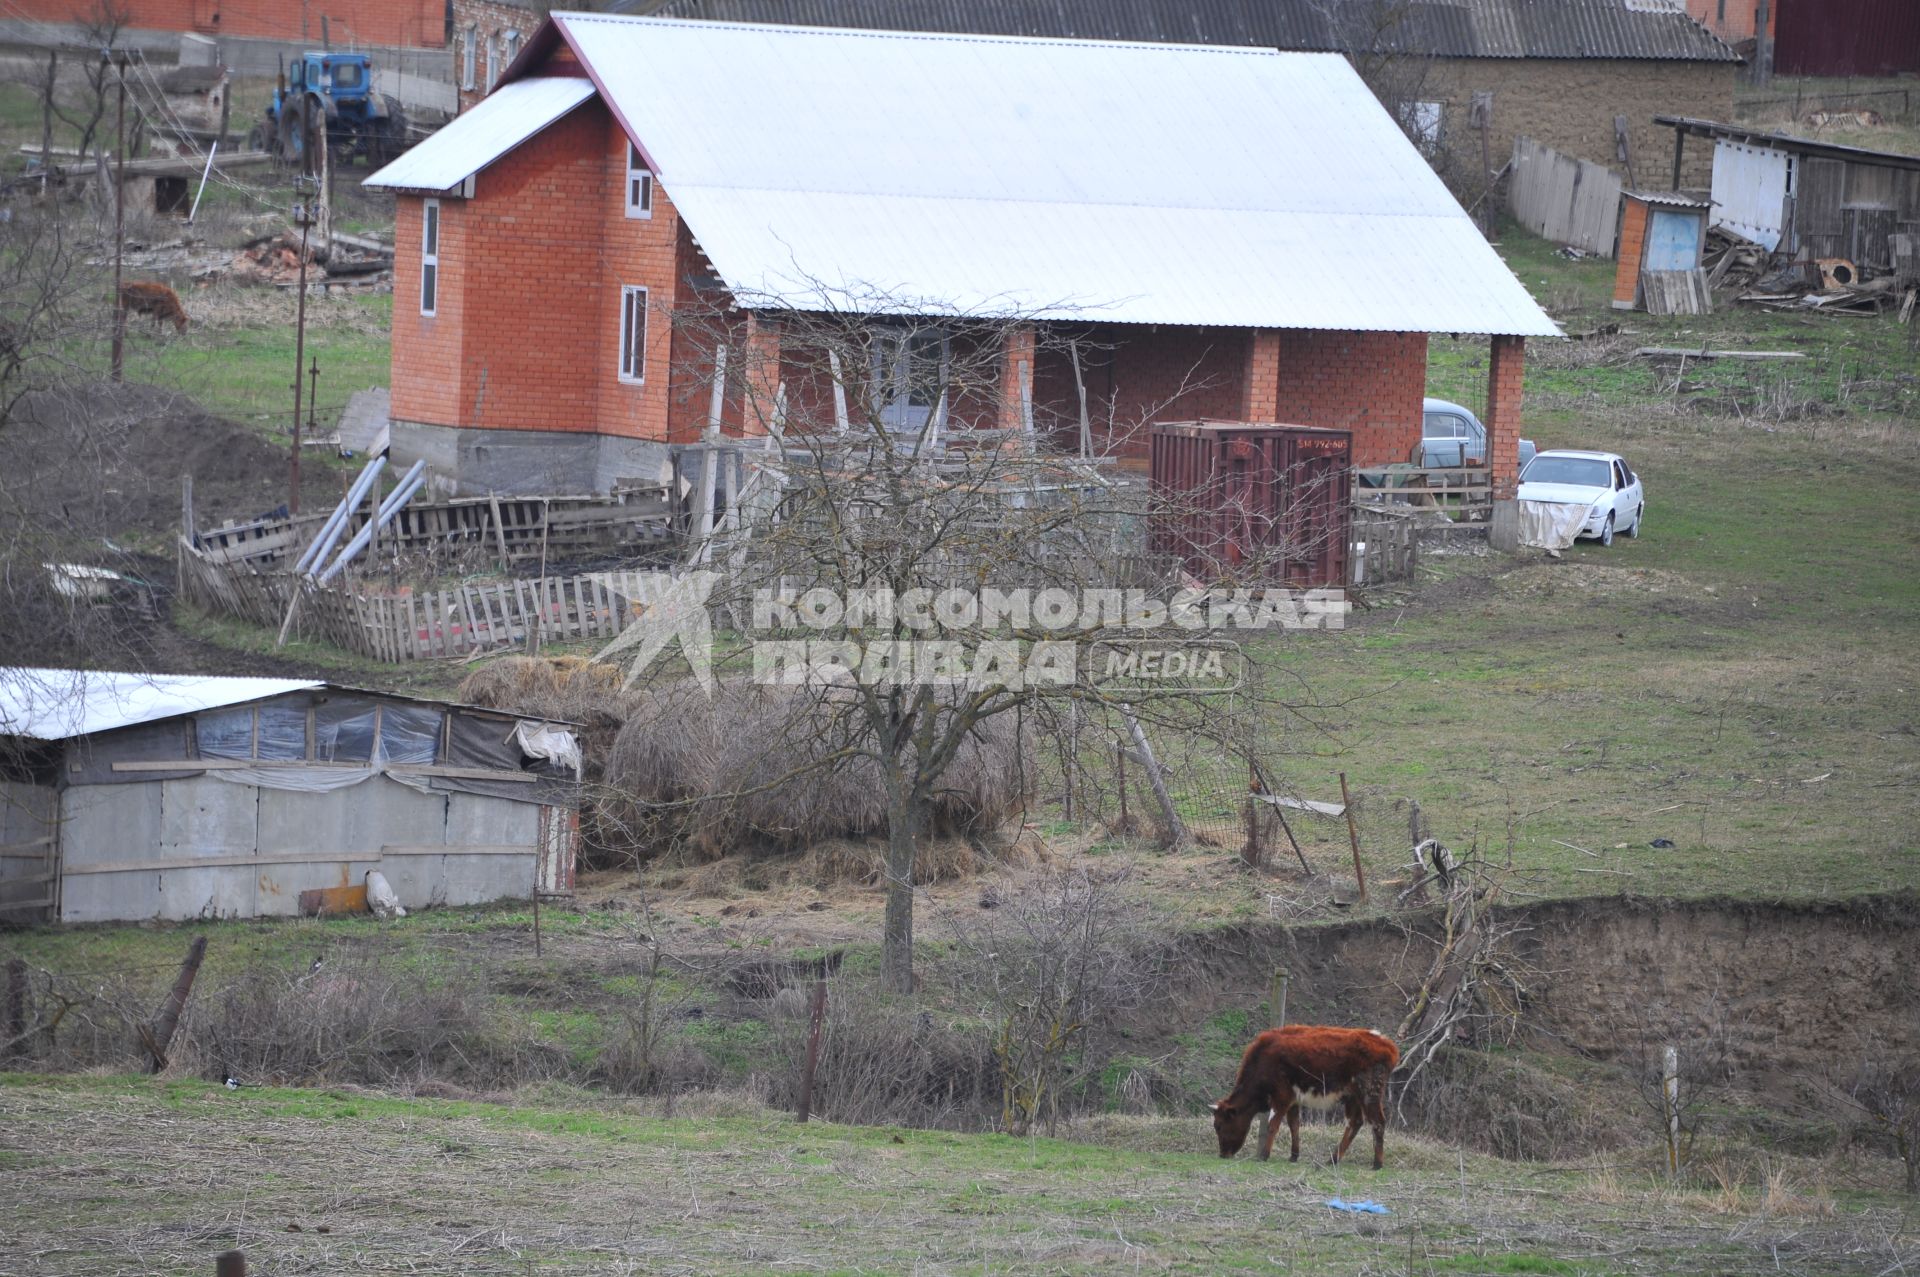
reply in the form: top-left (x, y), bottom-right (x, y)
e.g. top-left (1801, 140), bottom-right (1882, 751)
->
top-left (602, 288), bottom-right (1338, 994)
top-left (43, 1), bottom-right (134, 173)
top-left (1834, 1059), bottom-right (1920, 1195)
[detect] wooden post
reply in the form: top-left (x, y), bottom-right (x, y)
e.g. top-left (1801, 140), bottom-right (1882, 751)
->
top-left (1338, 772), bottom-right (1366, 903)
top-left (5, 958), bottom-right (26, 1059)
top-left (143, 936), bottom-right (207, 1073)
top-left (215, 1250), bottom-right (246, 1277)
top-left (532, 887), bottom-right (543, 958)
top-left (1408, 798), bottom-right (1423, 852)
top-left (1269, 968), bottom-right (1289, 1030)
top-left (1670, 129), bottom-right (1685, 191)
top-left (488, 491), bottom-right (511, 567)
top-left (796, 979), bottom-right (827, 1123)
top-left (1122, 705), bottom-right (1188, 850)
top-left (1069, 338), bottom-right (1091, 458)
top-left (1664, 1045), bottom-right (1681, 1178)
top-left (1114, 740), bottom-right (1129, 833)
top-left (181, 474), bottom-right (195, 544)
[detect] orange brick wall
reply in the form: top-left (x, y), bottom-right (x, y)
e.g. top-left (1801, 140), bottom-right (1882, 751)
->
top-left (1685, 0), bottom-right (1771, 44)
top-left (1485, 335), bottom-right (1528, 498)
top-left (1033, 326), bottom-right (1252, 459)
top-left (1614, 198), bottom-right (1650, 307)
top-left (1267, 330), bottom-right (1430, 468)
top-left (13, 0), bottom-right (444, 46)
top-left (390, 96), bottom-right (679, 445)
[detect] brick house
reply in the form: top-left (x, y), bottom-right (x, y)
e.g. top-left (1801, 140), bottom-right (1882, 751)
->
top-left (647, 0), bottom-right (1741, 190)
top-left (449, 0), bottom-right (540, 112)
top-left (4, 0), bottom-right (446, 46)
top-left (365, 14), bottom-right (1556, 497)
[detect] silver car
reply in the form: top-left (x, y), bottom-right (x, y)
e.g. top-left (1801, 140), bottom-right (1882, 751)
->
top-left (1421, 397), bottom-right (1537, 471)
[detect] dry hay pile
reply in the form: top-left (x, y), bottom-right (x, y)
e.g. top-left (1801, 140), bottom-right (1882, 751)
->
top-left (606, 676), bottom-right (1034, 860)
top-left (458, 655), bottom-right (639, 783)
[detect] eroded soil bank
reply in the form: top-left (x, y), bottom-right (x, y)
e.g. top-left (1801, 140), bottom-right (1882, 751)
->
top-left (1177, 892), bottom-right (1920, 1107)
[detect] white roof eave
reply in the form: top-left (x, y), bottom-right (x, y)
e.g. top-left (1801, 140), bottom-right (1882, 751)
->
top-left (364, 76), bottom-right (597, 194)
top-left (0, 669), bottom-right (324, 742)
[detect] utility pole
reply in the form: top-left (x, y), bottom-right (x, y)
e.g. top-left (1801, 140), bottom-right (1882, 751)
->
top-left (109, 52), bottom-right (128, 382)
top-left (1754, 0), bottom-right (1774, 87)
top-left (289, 183), bottom-right (316, 513)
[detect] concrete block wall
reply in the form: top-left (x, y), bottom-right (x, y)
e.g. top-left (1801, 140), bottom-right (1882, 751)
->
top-left (1429, 57), bottom-right (1735, 193)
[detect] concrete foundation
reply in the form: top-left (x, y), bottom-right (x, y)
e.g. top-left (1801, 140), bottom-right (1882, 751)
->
top-left (391, 419), bottom-right (675, 496)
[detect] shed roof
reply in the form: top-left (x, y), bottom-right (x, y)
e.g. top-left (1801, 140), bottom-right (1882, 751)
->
top-left (638, 0), bottom-right (1740, 62)
top-left (494, 13), bottom-right (1558, 335)
top-left (1656, 115), bottom-right (1920, 172)
top-left (0, 669), bottom-right (322, 742)
top-left (366, 75), bottom-right (597, 193)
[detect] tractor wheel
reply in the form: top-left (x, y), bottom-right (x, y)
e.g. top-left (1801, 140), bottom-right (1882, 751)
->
top-left (246, 121), bottom-right (268, 153)
top-left (371, 100), bottom-right (409, 167)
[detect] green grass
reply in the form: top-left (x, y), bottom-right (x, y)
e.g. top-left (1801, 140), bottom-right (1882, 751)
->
top-left (0, 1074), bottom-right (1906, 1275)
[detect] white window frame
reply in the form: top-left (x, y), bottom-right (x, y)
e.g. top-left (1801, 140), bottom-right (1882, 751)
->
top-left (420, 199), bottom-right (440, 317)
top-left (618, 285), bottom-right (648, 384)
top-left (485, 32), bottom-right (498, 90)
top-left (624, 141), bottom-right (653, 220)
top-left (461, 26), bottom-right (476, 91)
top-left (503, 27), bottom-right (520, 65)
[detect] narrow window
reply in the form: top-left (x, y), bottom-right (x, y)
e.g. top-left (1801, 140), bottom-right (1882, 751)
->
top-left (485, 32), bottom-right (498, 90)
top-left (503, 28), bottom-right (520, 64)
top-left (461, 26), bottom-right (476, 91)
top-left (624, 141), bottom-right (653, 219)
top-left (420, 199), bottom-right (439, 317)
top-left (619, 285), bottom-right (647, 383)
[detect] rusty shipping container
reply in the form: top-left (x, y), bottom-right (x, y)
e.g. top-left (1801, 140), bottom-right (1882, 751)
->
top-left (1149, 422), bottom-right (1351, 588)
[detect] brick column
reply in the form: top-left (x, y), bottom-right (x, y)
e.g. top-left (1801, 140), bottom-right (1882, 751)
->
top-left (741, 312), bottom-right (782, 437)
top-left (997, 323), bottom-right (1037, 436)
top-left (1486, 335), bottom-right (1527, 498)
top-left (1237, 329), bottom-right (1282, 422)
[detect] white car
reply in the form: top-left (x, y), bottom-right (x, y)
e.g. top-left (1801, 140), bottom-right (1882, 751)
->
top-left (1515, 450), bottom-right (1645, 547)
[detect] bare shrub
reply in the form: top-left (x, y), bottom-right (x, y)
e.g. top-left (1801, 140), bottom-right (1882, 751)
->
top-left (183, 956), bottom-right (569, 1089)
top-left (1395, 1045), bottom-right (1615, 1162)
top-left (1834, 1059), bottom-right (1920, 1195)
top-left (768, 975), bottom-right (996, 1128)
top-left (945, 864), bottom-right (1165, 1135)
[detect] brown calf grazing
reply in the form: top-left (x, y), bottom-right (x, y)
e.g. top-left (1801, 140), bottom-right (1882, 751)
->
top-left (1211, 1025), bottom-right (1400, 1169)
top-left (118, 281), bottom-right (190, 333)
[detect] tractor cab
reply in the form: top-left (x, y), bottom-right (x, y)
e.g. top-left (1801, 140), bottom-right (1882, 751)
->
top-left (254, 51), bottom-right (403, 169)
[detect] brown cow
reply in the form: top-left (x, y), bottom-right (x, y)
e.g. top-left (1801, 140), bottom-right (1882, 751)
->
top-left (118, 281), bottom-right (190, 333)
top-left (1210, 1025), bottom-right (1400, 1169)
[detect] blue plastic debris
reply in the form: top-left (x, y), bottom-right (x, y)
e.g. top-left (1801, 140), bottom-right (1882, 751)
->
top-left (1325, 1198), bottom-right (1390, 1214)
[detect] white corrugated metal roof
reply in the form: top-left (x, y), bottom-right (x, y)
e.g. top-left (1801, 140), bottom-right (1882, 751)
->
top-left (554, 14), bottom-right (1559, 336)
top-left (0, 669), bottom-right (322, 742)
top-left (365, 76), bottom-right (597, 192)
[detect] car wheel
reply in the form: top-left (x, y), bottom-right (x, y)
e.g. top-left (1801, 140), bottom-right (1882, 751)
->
top-left (1599, 513), bottom-right (1614, 547)
top-left (1625, 505), bottom-right (1643, 538)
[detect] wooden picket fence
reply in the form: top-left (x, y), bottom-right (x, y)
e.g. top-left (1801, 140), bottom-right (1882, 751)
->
top-left (179, 538), bottom-right (674, 662)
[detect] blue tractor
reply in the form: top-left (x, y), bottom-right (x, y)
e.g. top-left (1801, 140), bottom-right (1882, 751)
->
top-left (250, 51), bottom-right (407, 170)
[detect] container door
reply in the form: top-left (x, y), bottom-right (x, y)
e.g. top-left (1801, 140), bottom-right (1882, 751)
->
top-left (1645, 210), bottom-right (1702, 272)
top-left (1279, 433), bottom-right (1352, 588)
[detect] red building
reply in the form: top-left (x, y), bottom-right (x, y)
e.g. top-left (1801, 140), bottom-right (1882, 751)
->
top-left (9, 0), bottom-right (445, 47)
top-left (365, 14), bottom-right (1557, 497)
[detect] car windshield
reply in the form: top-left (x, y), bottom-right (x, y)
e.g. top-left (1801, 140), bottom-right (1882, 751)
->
top-left (1521, 456), bottom-right (1611, 487)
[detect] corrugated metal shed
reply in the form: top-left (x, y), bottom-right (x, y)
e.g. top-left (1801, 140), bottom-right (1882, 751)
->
top-left (547, 14), bottom-right (1559, 335)
top-left (0, 669), bottom-right (321, 742)
top-left (367, 75), bottom-right (597, 192)
top-left (637, 0), bottom-right (1740, 61)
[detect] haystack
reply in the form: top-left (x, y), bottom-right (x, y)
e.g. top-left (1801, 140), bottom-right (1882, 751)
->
top-left (457, 655), bottom-right (638, 783)
top-left (606, 676), bottom-right (1033, 857)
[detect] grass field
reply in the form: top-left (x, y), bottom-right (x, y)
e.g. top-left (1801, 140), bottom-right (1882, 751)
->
top-left (1, 1074), bottom-right (1909, 1276)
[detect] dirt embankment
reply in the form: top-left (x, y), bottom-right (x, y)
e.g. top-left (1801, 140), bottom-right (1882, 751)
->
top-left (6, 381), bottom-right (339, 539)
top-left (1176, 893), bottom-right (1920, 1104)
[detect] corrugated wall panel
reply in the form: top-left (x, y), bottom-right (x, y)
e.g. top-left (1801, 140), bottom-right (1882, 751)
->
top-left (1777, 0), bottom-right (1920, 76)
